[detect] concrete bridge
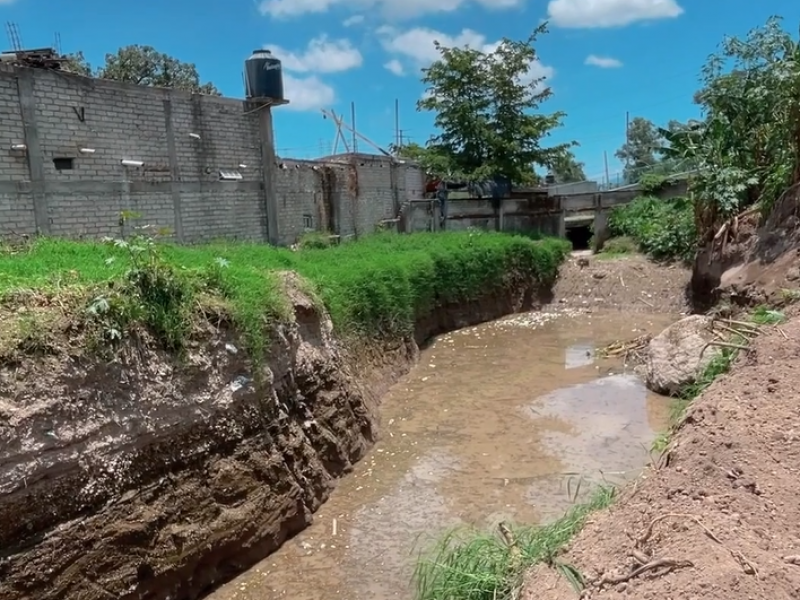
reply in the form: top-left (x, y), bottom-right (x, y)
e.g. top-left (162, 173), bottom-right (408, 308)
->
top-left (403, 178), bottom-right (689, 250)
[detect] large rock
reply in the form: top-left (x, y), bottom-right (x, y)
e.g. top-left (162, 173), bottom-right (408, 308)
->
top-left (644, 315), bottom-right (720, 395)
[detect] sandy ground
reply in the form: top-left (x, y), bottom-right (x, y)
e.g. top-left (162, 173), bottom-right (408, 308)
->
top-left (554, 252), bottom-right (692, 314)
top-left (521, 311), bottom-right (800, 600)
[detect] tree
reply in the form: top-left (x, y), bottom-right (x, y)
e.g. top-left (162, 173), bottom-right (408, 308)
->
top-left (62, 51), bottom-right (92, 76)
top-left (615, 117), bottom-right (664, 183)
top-left (661, 16), bottom-right (800, 232)
top-left (96, 45), bottom-right (220, 95)
top-left (416, 24), bottom-right (571, 185)
top-left (550, 151), bottom-right (586, 183)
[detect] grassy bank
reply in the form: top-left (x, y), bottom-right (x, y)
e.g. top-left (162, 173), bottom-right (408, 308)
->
top-left (0, 231), bottom-right (570, 360)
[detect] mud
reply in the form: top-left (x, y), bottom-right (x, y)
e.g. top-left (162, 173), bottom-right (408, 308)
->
top-left (554, 253), bottom-right (691, 314)
top-left (207, 310), bottom-right (676, 600)
top-left (521, 315), bottom-right (800, 600)
top-left (0, 274), bottom-right (545, 600)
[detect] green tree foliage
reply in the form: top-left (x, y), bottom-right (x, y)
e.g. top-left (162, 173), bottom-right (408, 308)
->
top-left (550, 151), bottom-right (586, 183)
top-left (661, 16), bottom-right (800, 229)
top-left (390, 141), bottom-right (452, 174)
top-left (417, 24), bottom-right (572, 184)
top-left (62, 45), bottom-right (220, 95)
top-left (62, 51), bottom-right (92, 76)
top-left (615, 117), bottom-right (663, 183)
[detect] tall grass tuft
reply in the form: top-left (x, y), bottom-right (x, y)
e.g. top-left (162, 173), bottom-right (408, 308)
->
top-left (412, 486), bottom-right (616, 600)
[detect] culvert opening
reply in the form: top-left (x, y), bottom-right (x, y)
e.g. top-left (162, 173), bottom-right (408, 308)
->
top-left (566, 224), bottom-right (592, 250)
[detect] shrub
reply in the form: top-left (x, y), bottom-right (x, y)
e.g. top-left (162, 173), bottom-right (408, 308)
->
top-left (607, 195), bottom-right (696, 262)
top-left (599, 236), bottom-right (638, 255)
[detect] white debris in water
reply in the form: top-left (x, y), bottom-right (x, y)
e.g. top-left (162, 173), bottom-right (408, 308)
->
top-left (489, 307), bottom-right (587, 330)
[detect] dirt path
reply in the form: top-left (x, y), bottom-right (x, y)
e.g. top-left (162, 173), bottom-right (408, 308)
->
top-left (554, 253), bottom-right (691, 314)
top-left (521, 314), bottom-right (800, 600)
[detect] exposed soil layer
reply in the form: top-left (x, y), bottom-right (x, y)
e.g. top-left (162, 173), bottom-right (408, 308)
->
top-left (693, 186), bottom-right (800, 310)
top-left (0, 274), bottom-right (545, 600)
top-left (554, 253), bottom-right (691, 314)
top-left (522, 314), bottom-right (800, 600)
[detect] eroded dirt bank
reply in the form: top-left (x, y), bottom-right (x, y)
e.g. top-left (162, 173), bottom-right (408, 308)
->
top-left (692, 187), bottom-right (800, 310)
top-left (522, 313), bottom-right (800, 600)
top-left (0, 275), bottom-right (544, 600)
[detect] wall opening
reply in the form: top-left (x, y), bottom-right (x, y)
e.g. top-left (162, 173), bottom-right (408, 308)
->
top-left (53, 157), bottom-right (74, 170)
top-left (566, 224), bottom-right (592, 250)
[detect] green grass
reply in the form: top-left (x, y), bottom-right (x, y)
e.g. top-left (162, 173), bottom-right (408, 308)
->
top-left (0, 231), bottom-right (571, 357)
top-left (412, 486), bottom-right (616, 600)
top-left (596, 235), bottom-right (638, 259)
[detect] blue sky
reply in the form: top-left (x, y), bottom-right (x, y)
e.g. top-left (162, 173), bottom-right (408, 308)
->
top-left (3, 0), bottom-right (794, 181)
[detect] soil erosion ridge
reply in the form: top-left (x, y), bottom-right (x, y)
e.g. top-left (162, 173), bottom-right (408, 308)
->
top-left (0, 271), bottom-right (545, 600)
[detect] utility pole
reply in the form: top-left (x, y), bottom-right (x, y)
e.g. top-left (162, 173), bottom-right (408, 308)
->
top-left (351, 101), bottom-right (357, 153)
top-left (603, 151), bottom-right (610, 188)
top-left (625, 111), bottom-right (630, 168)
top-left (394, 98), bottom-right (400, 148)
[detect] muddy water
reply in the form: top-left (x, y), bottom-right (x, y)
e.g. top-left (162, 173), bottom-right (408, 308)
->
top-left (208, 310), bottom-right (677, 600)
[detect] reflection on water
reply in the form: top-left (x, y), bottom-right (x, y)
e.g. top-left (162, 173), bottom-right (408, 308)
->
top-left (564, 342), bottom-right (595, 369)
top-left (207, 310), bottom-right (676, 600)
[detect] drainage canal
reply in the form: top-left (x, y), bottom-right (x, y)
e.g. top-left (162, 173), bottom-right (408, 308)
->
top-left (208, 310), bottom-right (677, 600)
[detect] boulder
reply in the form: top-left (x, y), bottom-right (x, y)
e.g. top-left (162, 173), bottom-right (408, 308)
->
top-left (643, 315), bottom-right (720, 395)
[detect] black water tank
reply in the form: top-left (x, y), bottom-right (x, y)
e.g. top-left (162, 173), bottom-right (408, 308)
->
top-left (244, 49), bottom-right (284, 101)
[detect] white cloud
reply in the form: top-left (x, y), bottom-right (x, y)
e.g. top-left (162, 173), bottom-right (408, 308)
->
top-left (547, 0), bottom-right (683, 28)
top-left (283, 74), bottom-right (335, 111)
top-left (384, 59), bottom-right (405, 76)
top-left (378, 26), bottom-right (554, 88)
top-left (343, 14), bottom-right (365, 26)
top-left (265, 36), bottom-right (362, 73)
top-left (585, 54), bottom-right (622, 68)
top-left (259, 0), bottom-right (522, 20)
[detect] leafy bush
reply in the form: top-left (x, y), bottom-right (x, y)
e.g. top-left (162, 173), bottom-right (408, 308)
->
top-left (607, 195), bottom-right (696, 262)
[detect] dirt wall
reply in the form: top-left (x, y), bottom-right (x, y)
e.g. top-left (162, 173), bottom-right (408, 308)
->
top-left (691, 185), bottom-right (800, 310)
top-left (0, 274), bottom-right (545, 600)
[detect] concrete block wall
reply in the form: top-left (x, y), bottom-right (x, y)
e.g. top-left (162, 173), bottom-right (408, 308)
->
top-left (0, 65), bottom-right (421, 246)
top-left (0, 65), bottom-right (269, 242)
top-left (273, 156), bottom-right (424, 245)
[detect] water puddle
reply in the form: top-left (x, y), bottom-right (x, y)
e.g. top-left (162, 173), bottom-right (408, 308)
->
top-left (207, 310), bottom-right (676, 600)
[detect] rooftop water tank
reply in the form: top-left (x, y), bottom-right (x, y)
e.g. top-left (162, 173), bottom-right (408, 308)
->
top-left (244, 49), bottom-right (284, 101)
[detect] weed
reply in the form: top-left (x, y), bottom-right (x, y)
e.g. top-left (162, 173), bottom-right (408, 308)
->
top-left (598, 236), bottom-right (638, 256)
top-left (607, 195), bottom-right (696, 263)
top-left (297, 230), bottom-right (334, 249)
top-left (750, 305), bottom-right (785, 325)
top-left (412, 487), bottom-right (616, 600)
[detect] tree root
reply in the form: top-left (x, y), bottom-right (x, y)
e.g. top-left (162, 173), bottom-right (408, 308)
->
top-left (598, 557), bottom-right (693, 586)
top-left (635, 513), bottom-right (758, 576)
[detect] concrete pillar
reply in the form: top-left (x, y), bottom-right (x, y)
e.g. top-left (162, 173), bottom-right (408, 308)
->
top-left (558, 209), bottom-right (567, 238)
top-left (593, 209), bottom-right (610, 252)
top-left (162, 93), bottom-right (184, 241)
top-left (16, 69), bottom-right (50, 235)
top-left (258, 106), bottom-right (280, 245)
